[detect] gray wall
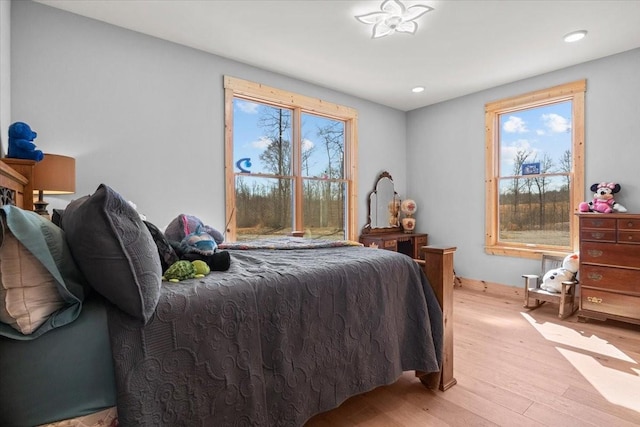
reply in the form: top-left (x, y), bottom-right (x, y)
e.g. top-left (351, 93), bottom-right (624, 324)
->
top-left (10, 0), bottom-right (407, 233)
top-left (407, 47), bottom-right (640, 286)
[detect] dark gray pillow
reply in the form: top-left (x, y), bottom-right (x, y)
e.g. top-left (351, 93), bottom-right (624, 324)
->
top-left (61, 184), bottom-right (161, 324)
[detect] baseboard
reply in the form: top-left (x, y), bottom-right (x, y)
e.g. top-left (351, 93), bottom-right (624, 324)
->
top-left (455, 277), bottom-right (523, 301)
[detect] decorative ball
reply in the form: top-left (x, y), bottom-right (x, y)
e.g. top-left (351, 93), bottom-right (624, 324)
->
top-left (400, 199), bottom-right (417, 216)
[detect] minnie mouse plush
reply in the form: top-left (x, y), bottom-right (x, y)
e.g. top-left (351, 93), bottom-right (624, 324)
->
top-left (579, 182), bottom-right (627, 213)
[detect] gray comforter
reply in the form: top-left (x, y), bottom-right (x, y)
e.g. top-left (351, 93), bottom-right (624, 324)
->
top-left (107, 244), bottom-right (443, 426)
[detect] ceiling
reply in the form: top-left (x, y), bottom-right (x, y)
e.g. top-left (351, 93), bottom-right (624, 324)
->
top-left (34, 0), bottom-right (640, 111)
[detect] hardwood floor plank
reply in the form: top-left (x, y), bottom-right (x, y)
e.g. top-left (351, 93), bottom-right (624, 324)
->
top-left (523, 402), bottom-right (602, 427)
top-left (562, 384), bottom-right (640, 425)
top-left (435, 381), bottom-right (544, 426)
top-left (452, 370), bottom-right (533, 414)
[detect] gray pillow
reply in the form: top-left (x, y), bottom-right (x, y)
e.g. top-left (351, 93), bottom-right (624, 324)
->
top-left (62, 184), bottom-right (162, 324)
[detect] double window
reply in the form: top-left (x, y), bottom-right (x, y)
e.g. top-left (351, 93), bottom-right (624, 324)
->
top-left (224, 76), bottom-right (358, 241)
top-left (485, 80), bottom-right (586, 258)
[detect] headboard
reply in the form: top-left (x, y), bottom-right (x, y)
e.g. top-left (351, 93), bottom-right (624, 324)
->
top-left (0, 160), bottom-right (28, 209)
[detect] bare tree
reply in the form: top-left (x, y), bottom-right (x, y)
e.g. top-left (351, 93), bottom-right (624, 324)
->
top-left (532, 154), bottom-right (554, 228)
top-left (559, 149), bottom-right (571, 191)
top-left (509, 149), bottom-right (531, 228)
top-left (257, 106), bottom-right (292, 229)
top-left (315, 121), bottom-right (345, 229)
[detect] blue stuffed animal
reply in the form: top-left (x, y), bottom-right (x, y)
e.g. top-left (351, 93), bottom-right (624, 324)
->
top-left (7, 121), bottom-right (44, 161)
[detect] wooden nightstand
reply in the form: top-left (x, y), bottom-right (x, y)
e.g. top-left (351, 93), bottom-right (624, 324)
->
top-left (0, 158), bottom-right (35, 210)
top-left (359, 232), bottom-right (428, 260)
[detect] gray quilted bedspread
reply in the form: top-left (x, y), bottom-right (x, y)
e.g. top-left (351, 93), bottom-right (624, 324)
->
top-left (107, 245), bottom-right (443, 426)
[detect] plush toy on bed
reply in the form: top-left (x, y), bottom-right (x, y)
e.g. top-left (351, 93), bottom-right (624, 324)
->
top-left (163, 260), bottom-right (211, 283)
top-left (540, 253), bottom-right (579, 293)
top-left (7, 121), bottom-right (44, 161)
top-left (579, 182), bottom-right (627, 213)
top-left (164, 214), bottom-right (231, 272)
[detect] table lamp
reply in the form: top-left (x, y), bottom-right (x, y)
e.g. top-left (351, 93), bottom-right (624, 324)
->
top-left (400, 198), bottom-right (417, 233)
top-left (32, 153), bottom-right (76, 217)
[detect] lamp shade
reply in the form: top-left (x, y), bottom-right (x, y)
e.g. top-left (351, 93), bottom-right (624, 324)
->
top-left (32, 154), bottom-right (76, 195)
top-left (400, 198), bottom-right (417, 216)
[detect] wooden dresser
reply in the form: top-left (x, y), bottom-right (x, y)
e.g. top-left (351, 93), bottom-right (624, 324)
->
top-left (577, 213), bottom-right (640, 325)
top-left (359, 232), bottom-right (428, 260)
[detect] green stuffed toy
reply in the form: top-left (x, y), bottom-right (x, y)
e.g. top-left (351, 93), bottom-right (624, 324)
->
top-left (163, 259), bottom-right (211, 283)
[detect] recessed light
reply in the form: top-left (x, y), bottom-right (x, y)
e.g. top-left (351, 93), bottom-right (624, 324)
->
top-left (563, 30), bottom-right (587, 43)
top-left (412, 86), bottom-right (425, 93)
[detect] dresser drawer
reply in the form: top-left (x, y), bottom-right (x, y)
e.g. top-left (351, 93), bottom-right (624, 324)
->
top-left (581, 289), bottom-right (640, 319)
top-left (359, 233), bottom-right (427, 258)
top-left (580, 229), bottom-right (616, 242)
top-left (581, 242), bottom-right (640, 268)
top-left (382, 239), bottom-right (398, 250)
top-left (361, 237), bottom-right (398, 251)
top-left (618, 231), bottom-right (640, 244)
top-left (579, 217), bottom-right (616, 230)
top-left (580, 265), bottom-right (640, 294)
top-left (415, 235), bottom-right (428, 246)
top-left (618, 218), bottom-right (640, 231)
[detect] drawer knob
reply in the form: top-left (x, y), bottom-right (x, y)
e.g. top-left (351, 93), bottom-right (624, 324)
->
top-left (587, 296), bottom-right (603, 304)
top-left (587, 249), bottom-right (604, 258)
top-left (628, 221), bottom-right (634, 228)
top-left (590, 232), bottom-right (604, 239)
top-left (587, 273), bottom-right (603, 281)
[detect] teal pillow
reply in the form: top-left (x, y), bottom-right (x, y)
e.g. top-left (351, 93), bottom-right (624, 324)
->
top-left (61, 184), bottom-right (162, 324)
top-left (0, 205), bottom-right (87, 340)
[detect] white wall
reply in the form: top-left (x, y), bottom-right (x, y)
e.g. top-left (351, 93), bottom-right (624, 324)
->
top-left (10, 0), bottom-right (408, 232)
top-left (407, 48), bottom-right (640, 286)
top-left (0, 0), bottom-right (10, 154)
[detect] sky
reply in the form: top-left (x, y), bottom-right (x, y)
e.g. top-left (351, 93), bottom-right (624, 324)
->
top-left (499, 100), bottom-right (572, 177)
top-left (233, 99), bottom-right (344, 179)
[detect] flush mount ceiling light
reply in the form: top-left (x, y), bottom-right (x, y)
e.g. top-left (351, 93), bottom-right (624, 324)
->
top-left (412, 86), bottom-right (425, 93)
top-left (564, 30), bottom-right (587, 43)
top-left (356, 0), bottom-right (434, 39)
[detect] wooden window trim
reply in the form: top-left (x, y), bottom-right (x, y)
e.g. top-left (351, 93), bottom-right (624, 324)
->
top-left (224, 76), bottom-right (359, 241)
top-left (484, 80), bottom-right (586, 259)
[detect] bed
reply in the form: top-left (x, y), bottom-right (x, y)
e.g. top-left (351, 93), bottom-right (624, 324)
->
top-left (0, 161), bottom-right (456, 426)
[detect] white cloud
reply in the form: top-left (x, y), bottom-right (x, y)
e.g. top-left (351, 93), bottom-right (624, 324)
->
top-left (252, 136), bottom-right (272, 149)
top-left (542, 113), bottom-right (571, 133)
top-left (236, 100), bottom-right (259, 114)
top-left (501, 139), bottom-right (536, 166)
top-left (503, 116), bottom-right (528, 133)
top-left (302, 138), bottom-right (314, 152)
top-left (536, 129), bottom-right (545, 136)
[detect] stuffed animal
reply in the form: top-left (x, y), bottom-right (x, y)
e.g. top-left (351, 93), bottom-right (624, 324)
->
top-left (7, 121), bottom-right (44, 161)
top-left (165, 214), bottom-right (231, 271)
top-left (579, 182), bottom-right (627, 213)
top-left (540, 253), bottom-right (579, 293)
top-left (163, 259), bottom-right (211, 283)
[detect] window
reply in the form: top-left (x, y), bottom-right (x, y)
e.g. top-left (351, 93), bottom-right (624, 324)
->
top-left (224, 76), bottom-right (358, 242)
top-left (485, 80), bottom-right (585, 258)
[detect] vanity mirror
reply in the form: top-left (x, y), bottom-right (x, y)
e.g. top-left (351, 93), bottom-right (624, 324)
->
top-left (362, 171), bottom-right (402, 234)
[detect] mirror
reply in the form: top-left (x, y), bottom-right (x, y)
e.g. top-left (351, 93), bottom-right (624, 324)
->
top-left (362, 171), bottom-right (402, 234)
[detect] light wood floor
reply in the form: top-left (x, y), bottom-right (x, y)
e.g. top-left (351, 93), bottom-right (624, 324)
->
top-left (306, 286), bottom-right (640, 426)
